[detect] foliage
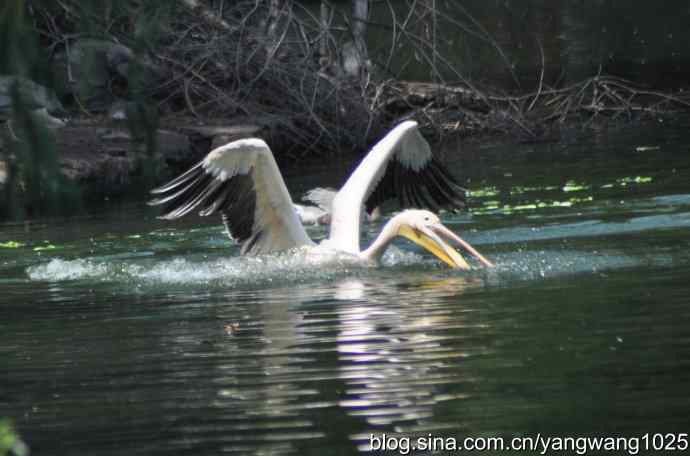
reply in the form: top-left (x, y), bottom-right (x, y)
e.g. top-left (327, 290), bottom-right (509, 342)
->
top-left (0, 1), bottom-right (50, 82)
top-left (1, 83), bottom-right (80, 218)
top-left (5, 1), bottom-right (690, 147)
top-left (0, 419), bottom-right (28, 456)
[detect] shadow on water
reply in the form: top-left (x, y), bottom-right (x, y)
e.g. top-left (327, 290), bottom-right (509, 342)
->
top-left (2, 115), bottom-right (690, 455)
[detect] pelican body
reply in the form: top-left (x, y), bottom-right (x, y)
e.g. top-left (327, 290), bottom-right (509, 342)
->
top-left (149, 121), bottom-right (493, 269)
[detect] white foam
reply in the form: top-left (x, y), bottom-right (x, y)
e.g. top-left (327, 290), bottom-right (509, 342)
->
top-left (27, 258), bottom-right (110, 281)
top-left (25, 247), bottom-right (387, 288)
top-left (380, 245), bottom-right (426, 266)
top-left (26, 246), bottom-right (645, 290)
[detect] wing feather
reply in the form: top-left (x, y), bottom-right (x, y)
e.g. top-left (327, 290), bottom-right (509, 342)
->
top-left (329, 121), bottom-right (466, 253)
top-left (149, 162), bottom-right (204, 194)
top-left (301, 187), bottom-right (337, 212)
top-left (149, 139), bottom-right (313, 255)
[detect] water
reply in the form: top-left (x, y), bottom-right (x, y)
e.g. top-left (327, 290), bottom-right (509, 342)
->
top-left (2, 118), bottom-right (690, 455)
top-left (368, 0), bottom-right (690, 88)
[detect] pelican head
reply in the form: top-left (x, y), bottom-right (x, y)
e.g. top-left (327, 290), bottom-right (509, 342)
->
top-left (361, 209), bottom-right (494, 270)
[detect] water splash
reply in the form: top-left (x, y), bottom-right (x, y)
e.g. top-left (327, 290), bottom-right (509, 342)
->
top-left (26, 258), bottom-right (110, 281)
top-left (27, 256), bottom-right (326, 287)
top-left (489, 249), bottom-right (641, 281)
top-left (380, 245), bottom-right (426, 266)
top-left (25, 245), bottom-right (437, 288)
top-left (25, 244), bottom-right (655, 290)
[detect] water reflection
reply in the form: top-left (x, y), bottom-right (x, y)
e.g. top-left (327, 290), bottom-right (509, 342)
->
top-left (139, 277), bottom-right (490, 453)
top-left (330, 277), bottom-right (480, 449)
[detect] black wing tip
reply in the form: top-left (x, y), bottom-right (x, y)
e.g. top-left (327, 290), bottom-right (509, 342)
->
top-left (148, 157), bottom-right (264, 254)
top-left (363, 154), bottom-right (470, 215)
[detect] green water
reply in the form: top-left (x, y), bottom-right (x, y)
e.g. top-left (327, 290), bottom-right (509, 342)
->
top-left (2, 118), bottom-right (690, 455)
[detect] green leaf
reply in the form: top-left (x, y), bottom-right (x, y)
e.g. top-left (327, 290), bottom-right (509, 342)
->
top-left (0, 419), bottom-right (29, 456)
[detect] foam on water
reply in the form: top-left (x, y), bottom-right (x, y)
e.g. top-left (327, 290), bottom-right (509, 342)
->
top-left (25, 245), bottom-right (432, 288)
top-left (26, 217), bottom-right (681, 290)
top-left (26, 245), bottom-right (662, 292)
top-left (26, 258), bottom-right (111, 281)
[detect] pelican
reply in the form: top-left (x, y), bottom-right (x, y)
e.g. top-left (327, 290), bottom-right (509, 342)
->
top-left (293, 188), bottom-right (335, 226)
top-left (148, 121), bottom-right (493, 269)
top-left (293, 187), bottom-right (381, 226)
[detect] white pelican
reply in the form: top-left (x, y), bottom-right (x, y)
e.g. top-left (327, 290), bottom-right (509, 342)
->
top-left (293, 188), bottom-right (335, 226)
top-left (293, 187), bottom-right (381, 226)
top-left (148, 121), bottom-right (493, 269)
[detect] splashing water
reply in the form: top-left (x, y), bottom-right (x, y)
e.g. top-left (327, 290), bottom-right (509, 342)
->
top-left (25, 243), bottom-right (656, 291)
top-left (25, 244), bottom-right (436, 289)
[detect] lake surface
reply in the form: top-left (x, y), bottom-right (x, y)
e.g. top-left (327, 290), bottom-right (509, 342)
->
top-left (368, 0), bottom-right (690, 88)
top-left (2, 117), bottom-right (690, 455)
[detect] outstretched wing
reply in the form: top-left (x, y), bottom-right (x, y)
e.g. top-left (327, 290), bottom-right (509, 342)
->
top-left (329, 120), bottom-right (466, 253)
top-left (149, 138), bottom-right (313, 255)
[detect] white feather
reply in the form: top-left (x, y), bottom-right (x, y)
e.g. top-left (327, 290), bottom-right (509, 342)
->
top-left (202, 139), bottom-right (313, 253)
top-left (329, 120), bottom-right (429, 253)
